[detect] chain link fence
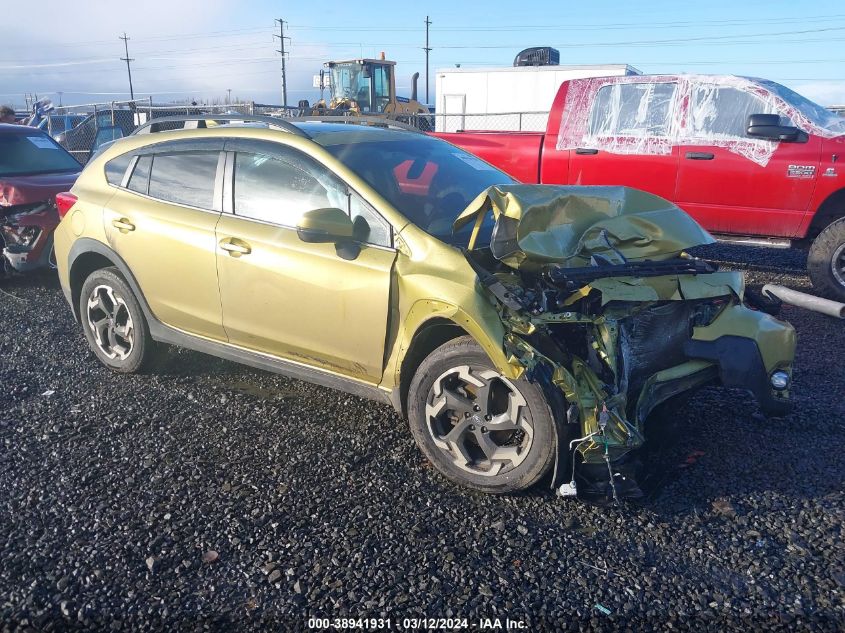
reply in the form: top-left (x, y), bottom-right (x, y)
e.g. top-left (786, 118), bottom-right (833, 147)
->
top-left (46, 99), bottom-right (152, 164)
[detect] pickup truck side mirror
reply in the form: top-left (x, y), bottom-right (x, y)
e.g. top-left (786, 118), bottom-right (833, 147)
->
top-left (746, 113), bottom-right (805, 143)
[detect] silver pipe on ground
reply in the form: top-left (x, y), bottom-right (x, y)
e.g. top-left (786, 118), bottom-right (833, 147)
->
top-left (762, 284), bottom-right (845, 319)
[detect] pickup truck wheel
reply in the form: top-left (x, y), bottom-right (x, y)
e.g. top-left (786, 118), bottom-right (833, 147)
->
top-left (808, 217), bottom-right (845, 302)
top-left (407, 336), bottom-right (555, 494)
top-left (79, 267), bottom-right (157, 373)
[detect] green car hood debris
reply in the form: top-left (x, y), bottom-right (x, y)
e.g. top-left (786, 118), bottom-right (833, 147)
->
top-left (453, 184), bottom-right (715, 268)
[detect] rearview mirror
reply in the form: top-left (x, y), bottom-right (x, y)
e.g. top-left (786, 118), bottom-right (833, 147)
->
top-left (296, 207), bottom-right (354, 243)
top-left (746, 113), bottom-right (803, 142)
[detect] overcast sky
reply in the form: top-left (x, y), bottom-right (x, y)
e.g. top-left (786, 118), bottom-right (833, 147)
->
top-left (2, 0), bottom-right (844, 109)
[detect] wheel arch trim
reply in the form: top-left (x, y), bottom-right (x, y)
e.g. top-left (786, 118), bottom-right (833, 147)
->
top-left (67, 238), bottom-right (155, 324)
top-left (388, 299), bottom-right (517, 415)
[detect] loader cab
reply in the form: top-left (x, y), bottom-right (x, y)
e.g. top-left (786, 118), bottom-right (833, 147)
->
top-left (326, 59), bottom-right (395, 114)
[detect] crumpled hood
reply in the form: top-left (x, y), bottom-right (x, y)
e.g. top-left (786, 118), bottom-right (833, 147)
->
top-left (453, 184), bottom-right (715, 269)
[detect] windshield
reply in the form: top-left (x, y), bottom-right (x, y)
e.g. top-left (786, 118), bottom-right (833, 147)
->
top-left (319, 134), bottom-right (515, 245)
top-left (330, 63), bottom-right (372, 112)
top-left (757, 79), bottom-right (845, 135)
top-left (0, 132), bottom-right (80, 177)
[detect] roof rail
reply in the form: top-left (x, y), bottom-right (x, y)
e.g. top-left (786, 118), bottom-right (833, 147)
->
top-left (289, 115), bottom-right (425, 134)
top-left (131, 113), bottom-right (310, 138)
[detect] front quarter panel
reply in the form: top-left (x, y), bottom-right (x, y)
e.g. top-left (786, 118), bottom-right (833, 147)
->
top-left (382, 224), bottom-right (517, 393)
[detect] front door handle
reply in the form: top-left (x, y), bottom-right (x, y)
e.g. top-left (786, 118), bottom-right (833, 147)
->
top-left (111, 218), bottom-right (135, 232)
top-left (219, 238), bottom-right (252, 257)
top-left (685, 151), bottom-right (715, 160)
top-left (575, 148), bottom-right (599, 155)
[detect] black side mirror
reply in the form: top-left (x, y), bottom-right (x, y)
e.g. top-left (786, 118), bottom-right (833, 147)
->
top-left (746, 113), bottom-right (804, 142)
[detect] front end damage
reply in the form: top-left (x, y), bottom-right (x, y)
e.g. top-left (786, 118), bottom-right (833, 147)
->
top-left (455, 185), bottom-right (796, 502)
top-left (1, 202), bottom-right (59, 275)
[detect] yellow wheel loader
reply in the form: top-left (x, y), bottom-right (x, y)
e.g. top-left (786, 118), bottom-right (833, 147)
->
top-left (307, 54), bottom-right (431, 128)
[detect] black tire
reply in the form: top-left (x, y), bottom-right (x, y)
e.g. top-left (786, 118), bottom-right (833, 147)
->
top-left (407, 336), bottom-right (556, 494)
top-left (808, 217), bottom-right (845, 302)
top-left (79, 267), bottom-right (156, 373)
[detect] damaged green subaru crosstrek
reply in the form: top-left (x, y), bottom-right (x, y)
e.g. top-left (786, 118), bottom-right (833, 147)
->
top-left (53, 118), bottom-right (796, 502)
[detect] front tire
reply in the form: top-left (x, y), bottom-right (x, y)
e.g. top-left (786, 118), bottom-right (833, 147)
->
top-left (79, 267), bottom-right (156, 373)
top-left (407, 336), bottom-right (556, 494)
top-left (808, 217), bottom-right (845, 302)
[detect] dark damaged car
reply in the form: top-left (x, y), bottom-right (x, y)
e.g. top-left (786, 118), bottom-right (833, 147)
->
top-left (0, 124), bottom-right (81, 275)
top-left (53, 120), bottom-right (796, 502)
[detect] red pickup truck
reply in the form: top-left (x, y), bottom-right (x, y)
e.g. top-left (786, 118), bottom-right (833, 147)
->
top-left (437, 74), bottom-right (845, 300)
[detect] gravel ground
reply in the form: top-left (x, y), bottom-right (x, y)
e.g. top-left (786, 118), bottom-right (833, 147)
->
top-left (0, 245), bottom-right (843, 631)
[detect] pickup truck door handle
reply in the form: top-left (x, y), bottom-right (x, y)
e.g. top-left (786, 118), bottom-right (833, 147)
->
top-left (685, 151), bottom-right (715, 160)
top-left (219, 238), bottom-right (252, 257)
top-left (111, 218), bottom-right (135, 232)
top-left (575, 148), bottom-right (599, 155)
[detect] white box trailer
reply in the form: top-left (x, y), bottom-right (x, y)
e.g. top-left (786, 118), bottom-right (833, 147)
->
top-left (434, 63), bottom-right (640, 132)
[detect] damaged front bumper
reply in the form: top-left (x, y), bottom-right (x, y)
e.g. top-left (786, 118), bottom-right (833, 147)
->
top-left (456, 185), bottom-right (797, 501)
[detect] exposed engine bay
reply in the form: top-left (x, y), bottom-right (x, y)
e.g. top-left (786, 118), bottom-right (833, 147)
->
top-left (456, 185), bottom-right (796, 502)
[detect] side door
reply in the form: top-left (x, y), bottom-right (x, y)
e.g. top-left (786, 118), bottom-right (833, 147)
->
top-left (215, 140), bottom-right (396, 383)
top-left (102, 140), bottom-right (226, 340)
top-left (567, 81), bottom-right (680, 200)
top-left (675, 84), bottom-right (822, 237)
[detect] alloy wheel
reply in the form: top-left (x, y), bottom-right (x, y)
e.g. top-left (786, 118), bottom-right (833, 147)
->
top-left (425, 365), bottom-right (534, 477)
top-left (832, 242), bottom-right (845, 288)
top-left (86, 284), bottom-right (135, 360)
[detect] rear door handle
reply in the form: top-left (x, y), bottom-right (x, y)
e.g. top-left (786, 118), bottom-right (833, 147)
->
top-left (685, 151), bottom-right (715, 160)
top-left (111, 218), bottom-right (135, 232)
top-left (575, 148), bottom-right (599, 155)
top-left (219, 238), bottom-right (252, 256)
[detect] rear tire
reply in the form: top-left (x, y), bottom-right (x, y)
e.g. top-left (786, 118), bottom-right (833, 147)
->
top-left (407, 336), bottom-right (555, 494)
top-left (79, 267), bottom-right (156, 373)
top-left (808, 217), bottom-right (845, 302)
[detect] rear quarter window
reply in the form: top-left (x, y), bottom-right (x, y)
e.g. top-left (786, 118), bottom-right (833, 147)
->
top-left (104, 153), bottom-right (134, 186)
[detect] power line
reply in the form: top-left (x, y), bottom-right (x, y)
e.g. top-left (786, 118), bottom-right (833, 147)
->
top-left (119, 32), bottom-right (135, 100)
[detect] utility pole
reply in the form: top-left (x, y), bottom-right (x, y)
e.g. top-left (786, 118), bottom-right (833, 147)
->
top-left (119, 32), bottom-right (135, 101)
top-left (424, 16), bottom-right (432, 104)
top-left (274, 18), bottom-right (290, 107)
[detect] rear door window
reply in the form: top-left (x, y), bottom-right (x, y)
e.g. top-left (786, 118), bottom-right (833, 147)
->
top-left (147, 152), bottom-right (220, 209)
top-left (105, 153), bottom-right (134, 186)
